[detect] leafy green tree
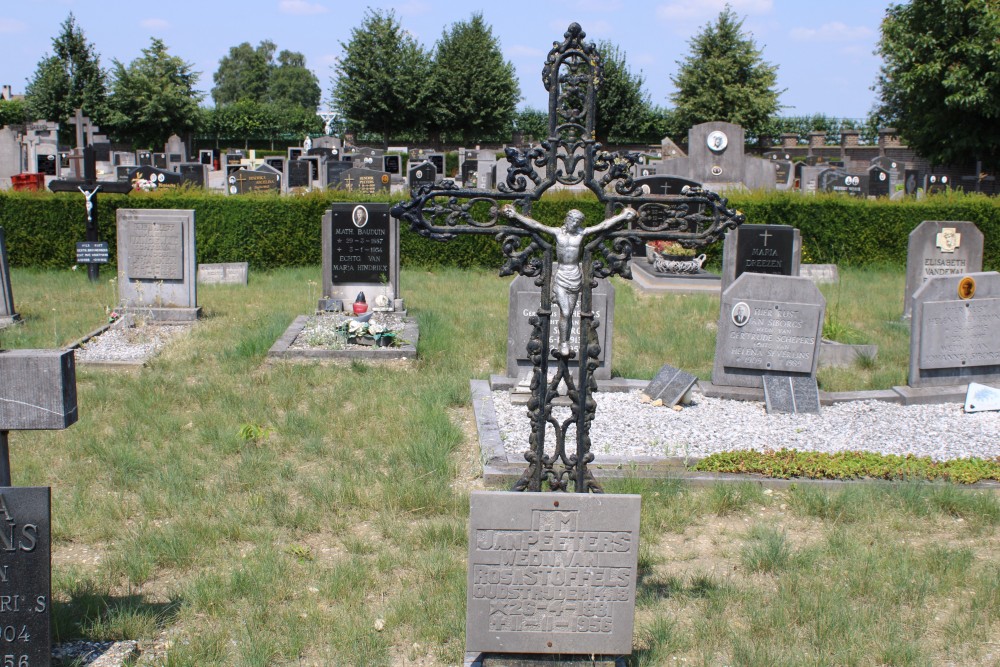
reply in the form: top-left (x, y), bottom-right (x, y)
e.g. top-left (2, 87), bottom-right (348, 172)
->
top-left (0, 99), bottom-right (27, 128)
top-left (105, 38), bottom-right (203, 148)
top-left (212, 41), bottom-right (274, 105)
top-left (595, 41), bottom-right (656, 144)
top-left (24, 13), bottom-right (107, 126)
top-left (875, 0), bottom-right (1000, 168)
top-left (670, 6), bottom-right (782, 142)
top-left (332, 9), bottom-right (432, 147)
top-left (269, 50), bottom-right (321, 110)
top-left (427, 13), bottom-right (519, 144)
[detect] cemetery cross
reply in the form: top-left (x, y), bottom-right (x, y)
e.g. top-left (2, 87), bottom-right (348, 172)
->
top-left (392, 23), bottom-right (744, 493)
top-left (47, 113), bottom-right (133, 282)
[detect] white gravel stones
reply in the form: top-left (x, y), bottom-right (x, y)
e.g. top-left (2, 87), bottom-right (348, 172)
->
top-left (492, 389), bottom-right (1000, 462)
top-left (290, 312), bottom-right (406, 349)
top-left (74, 322), bottom-right (190, 363)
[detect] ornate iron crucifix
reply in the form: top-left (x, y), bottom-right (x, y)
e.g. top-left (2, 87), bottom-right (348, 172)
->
top-left (391, 23), bottom-right (744, 493)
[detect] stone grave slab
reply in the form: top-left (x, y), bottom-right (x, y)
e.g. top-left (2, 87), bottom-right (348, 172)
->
top-left (0, 228), bottom-right (19, 327)
top-left (507, 275), bottom-right (614, 381)
top-left (116, 209), bottom-right (199, 320)
top-left (903, 221), bottom-right (983, 319)
top-left (198, 262), bottom-right (248, 285)
top-left (721, 224), bottom-right (800, 293)
top-left (909, 272), bottom-right (1000, 388)
top-left (0, 350), bottom-right (77, 430)
top-left (713, 273), bottom-right (825, 389)
top-left (466, 491), bottom-right (640, 656)
top-left (763, 375), bottom-right (821, 414)
top-left (0, 487), bottom-right (51, 667)
top-left (644, 364), bottom-right (697, 406)
top-left (965, 382), bottom-right (1000, 413)
top-left (321, 204), bottom-right (401, 312)
top-left (799, 264), bottom-right (839, 284)
top-left (228, 168), bottom-right (280, 194)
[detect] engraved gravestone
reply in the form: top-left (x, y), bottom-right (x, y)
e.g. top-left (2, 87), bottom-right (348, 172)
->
top-left (383, 154), bottom-right (401, 176)
top-left (336, 167), bottom-right (390, 194)
top-left (177, 163), bottom-right (207, 188)
top-left (466, 491), bottom-right (640, 656)
top-left (116, 209), bottom-right (198, 320)
top-left (902, 221), bottom-right (983, 319)
top-left (721, 224), bottom-right (800, 293)
top-left (507, 275), bottom-right (614, 381)
top-left (228, 168), bottom-right (279, 194)
top-left (197, 262), bottom-right (248, 285)
top-left (408, 161), bottom-right (437, 190)
top-left (644, 364), bottom-right (697, 406)
top-left (287, 160), bottom-right (311, 189)
top-left (868, 166), bottom-right (890, 197)
top-left (325, 161), bottom-right (352, 189)
top-left (0, 487), bottom-right (51, 667)
top-left (908, 272), bottom-right (1000, 388)
top-left (321, 203), bottom-right (401, 312)
top-left (130, 166), bottom-right (182, 190)
top-left (713, 273), bottom-right (825, 389)
top-left (763, 375), bottom-right (821, 414)
top-left (0, 228), bottom-right (19, 327)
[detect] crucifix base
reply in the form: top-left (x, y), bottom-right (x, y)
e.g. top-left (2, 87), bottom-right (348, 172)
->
top-left (471, 653), bottom-right (626, 666)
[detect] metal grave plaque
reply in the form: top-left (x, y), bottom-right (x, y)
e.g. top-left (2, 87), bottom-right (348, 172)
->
top-left (466, 491), bottom-right (640, 656)
top-left (126, 220), bottom-right (184, 280)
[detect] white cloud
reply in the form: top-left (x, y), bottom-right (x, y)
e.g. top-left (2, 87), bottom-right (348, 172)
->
top-left (657, 0), bottom-right (773, 22)
top-left (140, 18), bottom-right (170, 30)
top-left (0, 18), bottom-right (27, 33)
top-left (278, 0), bottom-right (328, 16)
top-left (789, 21), bottom-right (874, 43)
top-left (393, 1), bottom-right (430, 17)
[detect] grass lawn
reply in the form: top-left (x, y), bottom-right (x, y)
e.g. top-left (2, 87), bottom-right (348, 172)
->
top-left (0, 265), bottom-right (997, 666)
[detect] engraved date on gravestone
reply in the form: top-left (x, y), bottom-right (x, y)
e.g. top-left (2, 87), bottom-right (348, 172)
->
top-left (127, 221), bottom-right (183, 280)
top-left (466, 491), bottom-right (639, 656)
top-left (0, 488), bottom-right (50, 667)
top-left (918, 299), bottom-right (1000, 369)
top-left (719, 300), bottom-right (822, 372)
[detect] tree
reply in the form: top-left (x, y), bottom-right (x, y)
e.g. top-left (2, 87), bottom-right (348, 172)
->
top-left (427, 13), bottom-right (519, 144)
top-left (268, 50), bottom-right (321, 110)
top-left (212, 41), bottom-right (274, 105)
top-left (105, 38), bottom-right (203, 147)
top-left (670, 6), bottom-right (782, 142)
top-left (875, 0), bottom-right (1000, 169)
top-left (332, 9), bottom-right (431, 147)
top-left (24, 13), bottom-right (107, 126)
top-left (595, 41), bottom-right (655, 144)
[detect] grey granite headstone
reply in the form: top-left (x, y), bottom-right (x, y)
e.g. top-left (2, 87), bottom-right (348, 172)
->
top-left (0, 229), bottom-right (19, 327)
top-left (644, 364), bottom-right (697, 406)
top-left (116, 209), bottom-right (198, 319)
top-left (799, 264), bottom-right (839, 284)
top-left (721, 224), bottom-right (801, 293)
top-left (321, 203), bottom-right (401, 312)
top-left (713, 274), bottom-right (825, 389)
top-left (466, 491), bottom-right (640, 656)
top-left (0, 350), bottom-right (77, 430)
top-left (908, 272), bottom-right (1000, 388)
top-left (902, 221), bottom-right (983, 319)
top-left (965, 382), bottom-right (1000, 413)
top-left (0, 487), bottom-right (51, 667)
top-left (197, 263), bottom-right (248, 285)
top-left (507, 275), bottom-right (614, 381)
top-left (763, 375), bottom-right (821, 414)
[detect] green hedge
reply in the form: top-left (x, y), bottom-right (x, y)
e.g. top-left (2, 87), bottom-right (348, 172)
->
top-left (0, 189), bottom-right (997, 271)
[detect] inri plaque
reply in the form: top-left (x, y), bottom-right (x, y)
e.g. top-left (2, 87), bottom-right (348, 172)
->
top-left (466, 491), bottom-right (640, 656)
top-left (0, 488), bottom-right (51, 667)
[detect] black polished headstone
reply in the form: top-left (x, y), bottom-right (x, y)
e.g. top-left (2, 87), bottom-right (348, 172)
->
top-left (137, 151), bottom-right (152, 166)
top-left (228, 169), bottom-right (280, 194)
top-left (733, 224), bottom-right (795, 280)
top-left (644, 364), bottom-right (698, 406)
top-left (178, 163), bottom-right (206, 188)
top-left (325, 161), bottom-right (353, 189)
top-left (130, 166), bottom-right (182, 189)
top-left (0, 488), bottom-right (51, 667)
top-left (152, 153), bottom-right (167, 169)
top-left (335, 167), bottom-right (390, 194)
top-left (327, 203), bottom-right (392, 285)
top-left (408, 161), bottom-right (437, 190)
top-left (36, 155), bottom-right (57, 176)
top-left (633, 175), bottom-right (702, 196)
top-left (287, 160), bottom-right (310, 188)
top-left (384, 155), bottom-right (401, 176)
top-left (763, 375), bottom-right (821, 414)
top-left (92, 142), bottom-right (112, 162)
top-left (868, 166), bottom-right (890, 197)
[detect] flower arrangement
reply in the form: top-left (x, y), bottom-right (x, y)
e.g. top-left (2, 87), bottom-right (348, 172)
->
top-left (337, 319), bottom-right (400, 347)
top-left (647, 240), bottom-right (696, 257)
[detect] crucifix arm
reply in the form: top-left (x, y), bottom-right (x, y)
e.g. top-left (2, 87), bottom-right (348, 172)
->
top-left (500, 204), bottom-right (552, 235)
top-left (583, 206), bottom-right (637, 237)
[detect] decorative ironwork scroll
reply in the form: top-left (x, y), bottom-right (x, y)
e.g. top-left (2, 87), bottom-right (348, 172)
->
top-left (391, 23), bottom-right (744, 493)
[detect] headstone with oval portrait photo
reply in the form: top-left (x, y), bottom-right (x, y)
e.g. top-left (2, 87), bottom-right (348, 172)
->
top-left (867, 166), bottom-right (891, 197)
top-left (902, 220), bottom-right (984, 319)
top-left (712, 273), bottom-right (826, 389)
top-left (320, 203), bottom-right (402, 312)
top-left (408, 160), bottom-right (437, 191)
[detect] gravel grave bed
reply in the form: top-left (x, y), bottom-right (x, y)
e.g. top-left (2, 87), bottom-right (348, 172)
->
top-left (74, 321), bottom-right (191, 363)
top-left (492, 388), bottom-right (1000, 462)
top-left (289, 311), bottom-right (408, 349)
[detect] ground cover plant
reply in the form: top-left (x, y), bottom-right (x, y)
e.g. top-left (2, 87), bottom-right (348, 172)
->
top-left (1, 266), bottom-right (997, 665)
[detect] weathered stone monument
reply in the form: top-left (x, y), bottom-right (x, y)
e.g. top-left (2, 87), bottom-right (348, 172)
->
top-left (0, 348), bottom-right (78, 667)
top-left (712, 273), bottom-right (825, 389)
top-left (903, 221), bottom-right (984, 319)
top-left (115, 209), bottom-right (199, 321)
top-left (908, 272), bottom-right (1000, 388)
top-left (656, 121), bottom-right (775, 191)
top-left (392, 23), bottom-right (742, 663)
top-left (0, 228), bottom-right (20, 327)
top-left (320, 203), bottom-right (402, 312)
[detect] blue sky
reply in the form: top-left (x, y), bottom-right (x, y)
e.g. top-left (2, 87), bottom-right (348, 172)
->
top-left (1, 0), bottom-right (894, 119)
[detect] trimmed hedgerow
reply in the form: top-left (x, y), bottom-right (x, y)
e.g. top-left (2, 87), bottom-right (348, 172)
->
top-left (0, 188), bottom-right (997, 271)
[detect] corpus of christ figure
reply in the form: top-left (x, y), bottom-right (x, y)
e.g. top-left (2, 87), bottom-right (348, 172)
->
top-left (501, 204), bottom-right (636, 355)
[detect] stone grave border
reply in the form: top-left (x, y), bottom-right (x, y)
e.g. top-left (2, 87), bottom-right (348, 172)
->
top-left (472, 378), bottom-right (994, 488)
top-left (267, 315), bottom-right (419, 363)
top-left (65, 321), bottom-right (192, 369)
